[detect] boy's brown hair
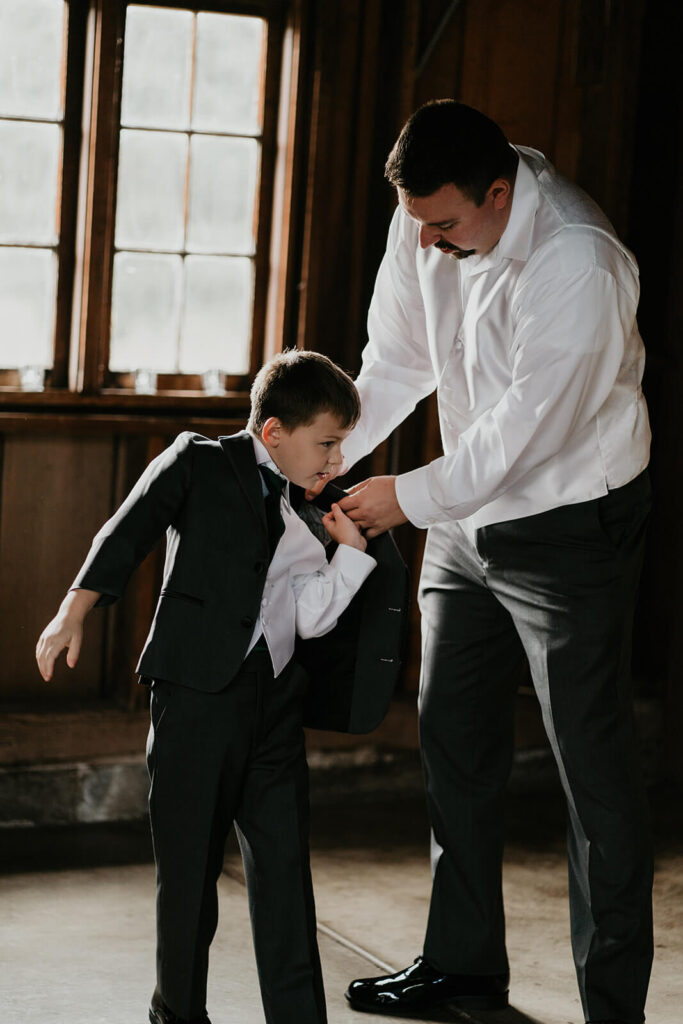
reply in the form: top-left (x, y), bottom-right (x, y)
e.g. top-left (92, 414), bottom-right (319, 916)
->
top-left (248, 350), bottom-right (360, 433)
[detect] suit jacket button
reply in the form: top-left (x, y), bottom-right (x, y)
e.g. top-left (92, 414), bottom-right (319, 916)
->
top-left (254, 561), bottom-right (265, 573)
top-left (241, 616), bottom-right (255, 628)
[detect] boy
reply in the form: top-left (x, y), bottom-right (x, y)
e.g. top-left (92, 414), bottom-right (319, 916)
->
top-left (36, 351), bottom-right (385, 1024)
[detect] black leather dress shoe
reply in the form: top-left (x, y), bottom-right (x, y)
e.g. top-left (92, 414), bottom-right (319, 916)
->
top-left (345, 956), bottom-right (509, 1014)
top-left (149, 988), bottom-right (211, 1024)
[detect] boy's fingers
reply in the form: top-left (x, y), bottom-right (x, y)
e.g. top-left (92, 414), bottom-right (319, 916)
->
top-left (41, 647), bottom-right (56, 682)
top-left (66, 632), bottom-right (81, 669)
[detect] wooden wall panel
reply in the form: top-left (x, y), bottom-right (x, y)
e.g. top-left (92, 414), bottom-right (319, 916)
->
top-left (294, 0), bottom-right (414, 377)
top-left (413, 2), bottom-right (466, 107)
top-left (458, 0), bottom-right (566, 154)
top-left (0, 435), bottom-right (113, 702)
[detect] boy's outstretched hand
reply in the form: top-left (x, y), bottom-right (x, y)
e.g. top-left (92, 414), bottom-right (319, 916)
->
top-left (321, 502), bottom-right (367, 552)
top-left (35, 588), bottom-right (100, 681)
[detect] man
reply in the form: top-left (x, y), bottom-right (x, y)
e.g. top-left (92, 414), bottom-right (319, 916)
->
top-left (337, 101), bottom-right (653, 1024)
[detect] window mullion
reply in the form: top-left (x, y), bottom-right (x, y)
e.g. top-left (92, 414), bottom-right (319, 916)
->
top-left (52, 0), bottom-right (89, 390)
top-left (76, 0), bottom-right (126, 394)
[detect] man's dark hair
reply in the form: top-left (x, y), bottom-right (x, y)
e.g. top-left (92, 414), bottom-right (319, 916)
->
top-left (385, 99), bottom-right (518, 205)
top-left (248, 349), bottom-right (360, 433)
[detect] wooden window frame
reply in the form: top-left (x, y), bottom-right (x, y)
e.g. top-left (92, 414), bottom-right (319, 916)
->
top-left (0, 0), bottom-right (288, 406)
top-left (0, 0), bottom-right (89, 390)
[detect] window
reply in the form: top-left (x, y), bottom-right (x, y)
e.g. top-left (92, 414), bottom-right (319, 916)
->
top-left (0, 0), bottom-right (285, 398)
top-left (0, 0), bottom-right (83, 388)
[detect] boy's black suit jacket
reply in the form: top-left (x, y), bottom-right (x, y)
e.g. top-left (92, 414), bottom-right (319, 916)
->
top-left (73, 430), bottom-right (408, 734)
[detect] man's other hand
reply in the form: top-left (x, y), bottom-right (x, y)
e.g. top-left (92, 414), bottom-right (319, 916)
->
top-left (337, 476), bottom-right (408, 538)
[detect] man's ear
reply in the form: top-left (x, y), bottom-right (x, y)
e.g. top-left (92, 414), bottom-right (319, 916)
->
top-left (489, 177), bottom-right (512, 210)
top-left (261, 417), bottom-right (282, 447)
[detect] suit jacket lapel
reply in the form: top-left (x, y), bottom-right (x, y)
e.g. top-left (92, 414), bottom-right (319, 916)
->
top-left (218, 431), bottom-right (268, 540)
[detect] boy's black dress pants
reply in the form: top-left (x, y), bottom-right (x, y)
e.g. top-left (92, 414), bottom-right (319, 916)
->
top-left (146, 647), bottom-right (326, 1024)
top-left (417, 472), bottom-right (653, 1024)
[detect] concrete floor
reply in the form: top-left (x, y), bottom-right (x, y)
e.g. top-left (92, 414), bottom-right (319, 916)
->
top-left (0, 789), bottom-right (681, 1024)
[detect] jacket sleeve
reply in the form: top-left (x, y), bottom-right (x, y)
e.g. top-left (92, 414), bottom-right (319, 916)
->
top-left (72, 432), bottom-right (195, 605)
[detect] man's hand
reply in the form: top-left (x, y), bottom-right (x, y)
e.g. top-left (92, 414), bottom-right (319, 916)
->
top-left (321, 503), bottom-right (367, 552)
top-left (337, 476), bottom-right (408, 538)
top-left (35, 588), bottom-right (100, 681)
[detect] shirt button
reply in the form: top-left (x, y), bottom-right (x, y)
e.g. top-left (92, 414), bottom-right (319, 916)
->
top-left (241, 616), bottom-right (254, 629)
top-left (261, 598), bottom-right (268, 607)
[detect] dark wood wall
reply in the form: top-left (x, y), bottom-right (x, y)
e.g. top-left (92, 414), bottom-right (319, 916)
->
top-left (2, 0), bottom-right (682, 781)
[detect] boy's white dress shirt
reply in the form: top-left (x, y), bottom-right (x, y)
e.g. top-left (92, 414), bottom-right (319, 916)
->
top-left (342, 147), bottom-right (651, 537)
top-left (247, 432), bottom-right (376, 676)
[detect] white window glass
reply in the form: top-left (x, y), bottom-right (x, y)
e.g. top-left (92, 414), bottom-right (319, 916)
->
top-left (192, 13), bottom-right (264, 135)
top-left (180, 256), bottom-right (253, 374)
top-left (187, 135), bottom-right (258, 255)
top-left (0, 0), bottom-right (65, 120)
top-left (0, 248), bottom-right (57, 367)
top-left (0, 120), bottom-right (61, 245)
top-left (111, 8), bottom-right (266, 378)
top-left (0, 0), bottom-right (66, 372)
top-left (110, 252), bottom-right (182, 373)
top-left (121, 6), bottom-right (193, 131)
top-left (115, 130), bottom-right (188, 251)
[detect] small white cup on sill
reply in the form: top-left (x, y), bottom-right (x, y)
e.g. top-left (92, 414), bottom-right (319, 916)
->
top-left (202, 369), bottom-right (227, 396)
top-left (134, 369), bottom-right (157, 395)
top-left (19, 365), bottom-right (45, 392)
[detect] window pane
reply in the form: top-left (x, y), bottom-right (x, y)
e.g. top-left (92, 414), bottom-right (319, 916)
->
top-left (187, 135), bottom-right (258, 255)
top-left (180, 256), bottom-right (253, 374)
top-left (0, 0), bottom-right (66, 120)
top-left (193, 14), bottom-right (265, 135)
top-left (121, 6), bottom-right (193, 131)
top-left (115, 130), bottom-right (188, 251)
top-left (110, 252), bottom-right (182, 372)
top-left (0, 248), bottom-right (57, 367)
top-left (0, 120), bottom-right (61, 245)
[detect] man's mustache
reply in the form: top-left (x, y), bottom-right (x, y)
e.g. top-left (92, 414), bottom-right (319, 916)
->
top-left (435, 240), bottom-right (476, 260)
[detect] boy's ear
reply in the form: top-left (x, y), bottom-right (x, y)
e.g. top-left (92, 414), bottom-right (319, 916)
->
top-left (261, 417), bottom-right (283, 447)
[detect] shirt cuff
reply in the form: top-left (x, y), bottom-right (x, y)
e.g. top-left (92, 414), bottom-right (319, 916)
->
top-left (395, 466), bottom-right (448, 528)
top-left (329, 543), bottom-right (376, 586)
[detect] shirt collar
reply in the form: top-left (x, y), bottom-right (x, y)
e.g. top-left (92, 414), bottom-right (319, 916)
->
top-left (248, 430), bottom-right (292, 508)
top-left (464, 146), bottom-right (540, 276)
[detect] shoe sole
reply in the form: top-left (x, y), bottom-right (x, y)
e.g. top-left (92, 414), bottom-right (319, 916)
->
top-left (345, 991), bottom-right (509, 1016)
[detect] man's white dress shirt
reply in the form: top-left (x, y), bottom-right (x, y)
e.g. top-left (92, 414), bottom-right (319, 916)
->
top-left (342, 147), bottom-right (651, 534)
top-left (246, 432), bottom-right (376, 675)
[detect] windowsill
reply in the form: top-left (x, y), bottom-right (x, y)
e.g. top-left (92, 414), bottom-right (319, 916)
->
top-left (0, 386), bottom-right (251, 414)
